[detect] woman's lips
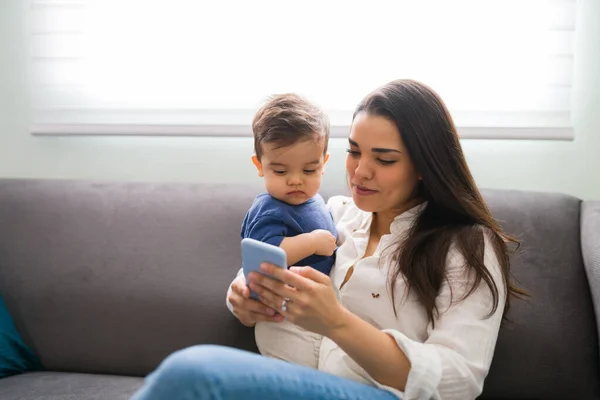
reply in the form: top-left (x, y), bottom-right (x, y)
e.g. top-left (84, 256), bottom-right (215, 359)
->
top-left (353, 184), bottom-right (378, 196)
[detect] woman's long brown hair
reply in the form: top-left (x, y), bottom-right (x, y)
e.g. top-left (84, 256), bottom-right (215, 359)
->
top-left (353, 79), bottom-right (527, 325)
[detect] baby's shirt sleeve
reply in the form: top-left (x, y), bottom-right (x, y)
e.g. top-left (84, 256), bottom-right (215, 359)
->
top-left (243, 214), bottom-right (288, 247)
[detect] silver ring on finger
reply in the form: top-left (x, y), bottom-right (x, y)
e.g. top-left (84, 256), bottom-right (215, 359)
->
top-left (281, 297), bottom-right (291, 312)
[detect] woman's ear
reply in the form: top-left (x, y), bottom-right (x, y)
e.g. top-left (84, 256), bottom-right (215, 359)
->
top-left (251, 155), bottom-right (264, 177)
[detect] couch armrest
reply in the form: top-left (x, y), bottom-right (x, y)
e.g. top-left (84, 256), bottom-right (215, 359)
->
top-left (582, 201), bottom-right (600, 346)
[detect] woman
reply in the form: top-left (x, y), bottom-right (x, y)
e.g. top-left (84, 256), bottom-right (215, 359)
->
top-left (130, 79), bottom-right (524, 400)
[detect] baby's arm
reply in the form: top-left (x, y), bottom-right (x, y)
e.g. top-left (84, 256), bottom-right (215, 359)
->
top-left (244, 213), bottom-right (336, 267)
top-left (280, 229), bottom-right (336, 265)
top-left (280, 234), bottom-right (316, 266)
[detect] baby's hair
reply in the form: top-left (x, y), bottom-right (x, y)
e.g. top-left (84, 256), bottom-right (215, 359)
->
top-left (252, 93), bottom-right (330, 160)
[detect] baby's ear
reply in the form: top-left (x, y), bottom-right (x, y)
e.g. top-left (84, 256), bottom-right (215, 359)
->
top-left (251, 155), bottom-right (264, 177)
top-left (322, 153), bottom-right (330, 174)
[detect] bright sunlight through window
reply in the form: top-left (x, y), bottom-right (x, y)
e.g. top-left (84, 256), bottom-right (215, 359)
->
top-left (30, 0), bottom-right (577, 139)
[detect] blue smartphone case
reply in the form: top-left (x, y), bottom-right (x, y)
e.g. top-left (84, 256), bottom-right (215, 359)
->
top-left (241, 238), bottom-right (288, 299)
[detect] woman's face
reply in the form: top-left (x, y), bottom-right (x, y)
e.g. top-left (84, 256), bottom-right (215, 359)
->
top-left (346, 112), bottom-right (421, 214)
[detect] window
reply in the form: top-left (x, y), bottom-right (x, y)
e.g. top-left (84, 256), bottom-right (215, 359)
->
top-left (30, 0), bottom-right (577, 139)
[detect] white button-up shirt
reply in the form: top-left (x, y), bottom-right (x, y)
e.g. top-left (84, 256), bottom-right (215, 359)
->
top-left (320, 196), bottom-right (505, 400)
top-left (228, 196), bottom-right (505, 400)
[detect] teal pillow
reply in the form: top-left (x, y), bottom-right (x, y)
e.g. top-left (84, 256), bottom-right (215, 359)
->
top-left (0, 296), bottom-right (43, 378)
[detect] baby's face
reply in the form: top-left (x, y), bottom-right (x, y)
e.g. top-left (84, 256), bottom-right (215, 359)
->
top-left (255, 139), bottom-right (328, 206)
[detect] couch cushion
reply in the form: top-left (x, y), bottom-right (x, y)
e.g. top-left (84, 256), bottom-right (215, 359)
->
top-left (0, 179), bottom-right (598, 399)
top-left (0, 179), bottom-right (262, 376)
top-left (479, 189), bottom-right (599, 400)
top-left (0, 372), bottom-right (142, 400)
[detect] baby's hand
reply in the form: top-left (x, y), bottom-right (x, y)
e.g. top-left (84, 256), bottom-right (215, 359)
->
top-left (310, 229), bottom-right (337, 256)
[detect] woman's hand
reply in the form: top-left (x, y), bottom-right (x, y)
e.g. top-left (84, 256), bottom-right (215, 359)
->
top-left (248, 264), bottom-right (346, 336)
top-left (227, 274), bottom-right (284, 327)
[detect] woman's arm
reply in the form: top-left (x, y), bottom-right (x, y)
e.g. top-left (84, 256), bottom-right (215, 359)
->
top-left (248, 265), bottom-right (409, 391)
top-left (226, 269), bottom-right (282, 327)
top-left (225, 268), bottom-right (244, 315)
top-left (382, 242), bottom-right (505, 400)
top-left (329, 254), bottom-right (504, 399)
top-left (327, 307), bottom-right (412, 391)
top-left (251, 236), bottom-right (505, 400)
top-left (331, 238), bottom-right (505, 399)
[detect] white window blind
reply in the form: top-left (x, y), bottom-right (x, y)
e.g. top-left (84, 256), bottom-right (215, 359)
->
top-left (30, 0), bottom-right (577, 139)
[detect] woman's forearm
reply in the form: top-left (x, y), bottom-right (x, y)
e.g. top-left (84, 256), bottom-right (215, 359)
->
top-left (327, 307), bottom-right (411, 391)
top-left (225, 268), bottom-right (244, 315)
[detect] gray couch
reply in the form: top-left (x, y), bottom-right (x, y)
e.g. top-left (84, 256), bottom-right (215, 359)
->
top-left (0, 178), bottom-right (598, 400)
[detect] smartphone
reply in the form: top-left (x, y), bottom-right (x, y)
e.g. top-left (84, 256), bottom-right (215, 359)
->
top-left (241, 238), bottom-right (288, 299)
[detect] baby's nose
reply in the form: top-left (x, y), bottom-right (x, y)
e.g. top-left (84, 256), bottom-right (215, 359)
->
top-left (287, 176), bottom-right (302, 186)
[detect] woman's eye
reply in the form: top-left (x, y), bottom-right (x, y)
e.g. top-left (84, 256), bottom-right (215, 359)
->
top-left (346, 149), bottom-right (360, 157)
top-left (303, 169), bottom-right (316, 174)
top-left (377, 159), bottom-right (396, 166)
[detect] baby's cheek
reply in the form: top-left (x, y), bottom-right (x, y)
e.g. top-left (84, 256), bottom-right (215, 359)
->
top-left (310, 177), bottom-right (323, 191)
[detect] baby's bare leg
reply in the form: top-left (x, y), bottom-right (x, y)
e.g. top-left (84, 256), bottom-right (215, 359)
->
top-left (255, 320), bottom-right (322, 369)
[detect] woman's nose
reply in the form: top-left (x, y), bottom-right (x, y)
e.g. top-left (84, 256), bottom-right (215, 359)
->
top-left (354, 159), bottom-right (372, 180)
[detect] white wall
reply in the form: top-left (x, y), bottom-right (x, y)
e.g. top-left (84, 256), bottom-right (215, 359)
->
top-left (1, 1), bottom-right (598, 199)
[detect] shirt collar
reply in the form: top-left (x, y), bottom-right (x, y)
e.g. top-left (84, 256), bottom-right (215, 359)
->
top-left (390, 201), bottom-right (427, 235)
top-left (355, 201), bottom-right (427, 235)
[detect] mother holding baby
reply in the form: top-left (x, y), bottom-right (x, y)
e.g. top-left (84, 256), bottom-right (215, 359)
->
top-left (130, 79), bottom-right (525, 400)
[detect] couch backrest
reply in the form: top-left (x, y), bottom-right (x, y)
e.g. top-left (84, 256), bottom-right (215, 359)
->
top-left (0, 179), bottom-right (598, 399)
top-left (582, 200), bottom-right (600, 360)
top-left (0, 179), bottom-right (261, 376)
top-left (479, 189), bottom-right (599, 399)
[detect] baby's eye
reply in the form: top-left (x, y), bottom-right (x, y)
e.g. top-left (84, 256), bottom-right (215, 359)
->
top-left (303, 169), bottom-right (316, 174)
top-left (273, 170), bottom-right (286, 175)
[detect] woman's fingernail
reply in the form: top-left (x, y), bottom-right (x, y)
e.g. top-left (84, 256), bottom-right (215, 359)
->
top-left (266, 308), bottom-right (275, 315)
top-left (260, 263), bottom-right (268, 272)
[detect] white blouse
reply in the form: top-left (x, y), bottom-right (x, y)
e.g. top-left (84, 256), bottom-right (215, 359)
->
top-left (228, 196), bottom-right (505, 400)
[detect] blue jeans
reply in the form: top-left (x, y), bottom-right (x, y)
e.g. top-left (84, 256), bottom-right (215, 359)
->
top-left (130, 345), bottom-right (399, 400)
